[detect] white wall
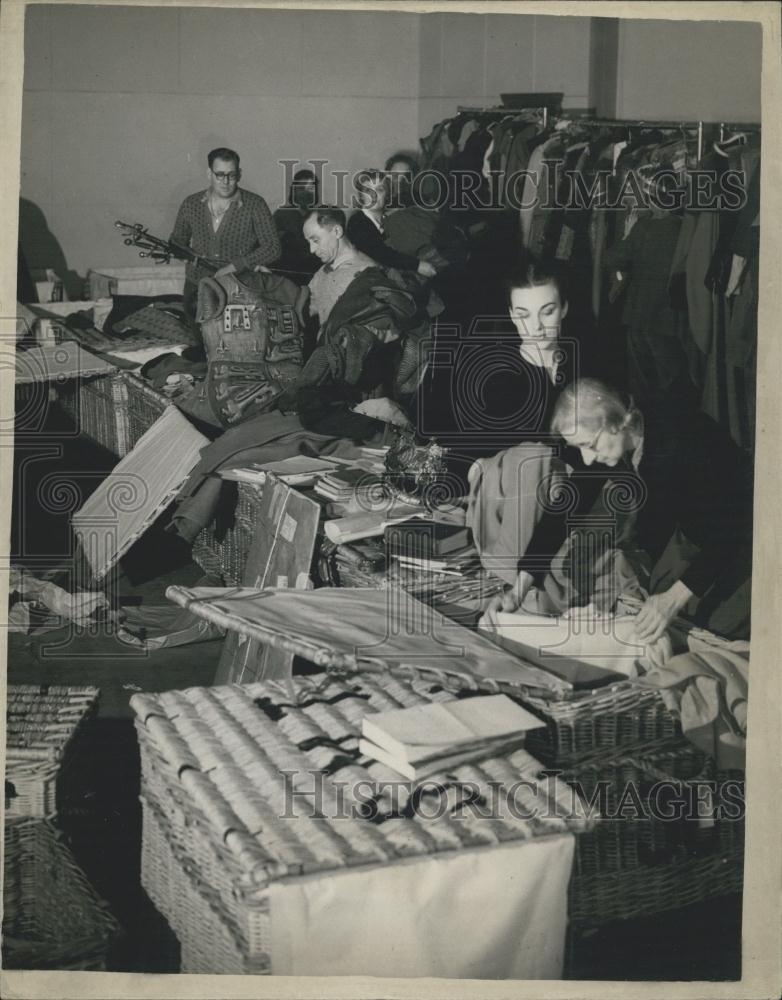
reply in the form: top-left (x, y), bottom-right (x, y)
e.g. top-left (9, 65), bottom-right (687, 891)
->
top-left (20, 5), bottom-right (422, 289)
top-left (19, 8), bottom-right (763, 294)
top-left (417, 12), bottom-right (592, 138)
top-left (615, 18), bottom-right (761, 122)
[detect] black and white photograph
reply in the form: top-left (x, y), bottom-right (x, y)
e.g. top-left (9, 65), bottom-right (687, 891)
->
top-left (1, 0), bottom-right (780, 995)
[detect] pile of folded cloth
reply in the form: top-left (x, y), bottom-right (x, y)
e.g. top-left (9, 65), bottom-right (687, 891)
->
top-left (25, 294), bottom-right (199, 367)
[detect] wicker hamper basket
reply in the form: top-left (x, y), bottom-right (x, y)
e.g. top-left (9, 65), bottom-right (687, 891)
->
top-left (56, 372), bottom-right (128, 457)
top-left (192, 482), bottom-right (263, 586)
top-left (2, 818), bottom-right (120, 970)
top-left (122, 371), bottom-right (170, 453)
top-left (5, 685), bottom-right (101, 819)
top-left (558, 746), bottom-right (744, 880)
top-left (520, 680), bottom-right (682, 768)
top-left (131, 674), bottom-right (591, 975)
top-left (569, 834), bottom-right (744, 927)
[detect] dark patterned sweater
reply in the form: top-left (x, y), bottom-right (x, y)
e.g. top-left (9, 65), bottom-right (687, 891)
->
top-left (170, 188), bottom-right (280, 285)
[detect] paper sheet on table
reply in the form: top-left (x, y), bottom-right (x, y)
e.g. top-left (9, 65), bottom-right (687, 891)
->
top-left (165, 585), bottom-right (572, 695)
top-left (268, 833), bottom-right (575, 979)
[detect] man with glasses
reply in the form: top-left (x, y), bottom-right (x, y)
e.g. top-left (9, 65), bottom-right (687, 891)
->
top-left (170, 146), bottom-right (280, 324)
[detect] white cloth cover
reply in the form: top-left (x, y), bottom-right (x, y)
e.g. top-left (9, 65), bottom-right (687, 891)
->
top-left (268, 833), bottom-right (575, 980)
top-left (479, 608), bottom-right (673, 687)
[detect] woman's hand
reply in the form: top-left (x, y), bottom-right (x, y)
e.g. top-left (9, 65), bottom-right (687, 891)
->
top-left (633, 580), bottom-right (693, 643)
top-left (482, 571), bottom-right (535, 630)
top-left (417, 260), bottom-right (437, 279)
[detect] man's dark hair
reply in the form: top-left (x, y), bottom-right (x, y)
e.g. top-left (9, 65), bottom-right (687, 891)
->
top-left (208, 147), bottom-right (240, 170)
top-left (503, 255), bottom-right (569, 306)
top-left (384, 152), bottom-right (419, 174)
top-left (307, 206), bottom-right (346, 231)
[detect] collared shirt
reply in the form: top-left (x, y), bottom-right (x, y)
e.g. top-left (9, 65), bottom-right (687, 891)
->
top-left (206, 188), bottom-right (241, 233)
top-left (308, 249), bottom-right (375, 324)
top-left (361, 208), bottom-right (385, 233)
top-left (169, 186), bottom-right (280, 285)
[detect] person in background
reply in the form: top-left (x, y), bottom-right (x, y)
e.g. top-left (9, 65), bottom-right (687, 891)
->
top-left (170, 146), bottom-right (280, 324)
top-left (384, 151), bottom-right (419, 212)
top-left (273, 168), bottom-right (321, 285)
top-left (346, 170), bottom-right (437, 279)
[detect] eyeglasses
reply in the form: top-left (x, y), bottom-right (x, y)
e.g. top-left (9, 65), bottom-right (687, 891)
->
top-left (574, 425), bottom-right (608, 452)
top-left (212, 171), bottom-right (239, 182)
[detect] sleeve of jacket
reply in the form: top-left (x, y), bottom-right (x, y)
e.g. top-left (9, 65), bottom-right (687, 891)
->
top-left (517, 455), bottom-right (610, 584)
top-left (232, 196), bottom-right (281, 271)
top-left (170, 196), bottom-right (193, 248)
top-left (347, 213), bottom-right (421, 272)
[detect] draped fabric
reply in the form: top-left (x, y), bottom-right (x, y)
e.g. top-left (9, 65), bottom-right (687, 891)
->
top-left (639, 634), bottom-right (749, 770)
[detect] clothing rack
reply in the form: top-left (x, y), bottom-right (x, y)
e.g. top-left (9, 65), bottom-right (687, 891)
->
top-left (457, 105), bottom-right (551, 127)
top-left (454, 108), bottom-right (761, 166)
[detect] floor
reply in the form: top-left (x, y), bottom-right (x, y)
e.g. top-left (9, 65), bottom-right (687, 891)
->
top-left (5, 420), bottom-right (743, 980)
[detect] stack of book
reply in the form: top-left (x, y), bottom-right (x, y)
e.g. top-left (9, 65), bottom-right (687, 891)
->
top-left (383, 521), bottom-right (504, 611)
top-left (360, 694), bottom-right (545, 780)
top-left (317, 538), bottom-right (387, 588)
top-left (314, 468), bottom-right (385, 504)
top-left (219, 455), bottom-right (341, 487)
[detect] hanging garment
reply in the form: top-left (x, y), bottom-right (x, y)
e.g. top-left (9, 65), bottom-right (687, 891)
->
top-left (605, 212), bottom-right (692, 413)
top-left (197, 271), bottom-right (306, 428)
top-left (723, 156), bottom-right (760, 451)
top-left (527, 135), bottom-right (565, 254)
top-left (519, 139), bottom-right (548, 246)
top-left (481, 136), bottom-right (495, 182)
top-left (668, 212), bottom-right (708, 390)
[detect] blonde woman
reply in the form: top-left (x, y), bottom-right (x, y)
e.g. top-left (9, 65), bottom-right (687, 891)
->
top-left (486, 378), bottom-right (753, 642)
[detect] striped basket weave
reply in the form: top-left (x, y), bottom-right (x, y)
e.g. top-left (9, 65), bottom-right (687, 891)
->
top-left (2, 818), bottom-right (120, 971)
top-left (55, 372), bottom-right (128, 457)
top-left (192, 482), bottom-right (263, 586)
top-left (122, 371), bottom-right (170, 453)
top-left (131, 675), bottom-right (591, 975)
top-left (5, 685), bottom-right (100, 819)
